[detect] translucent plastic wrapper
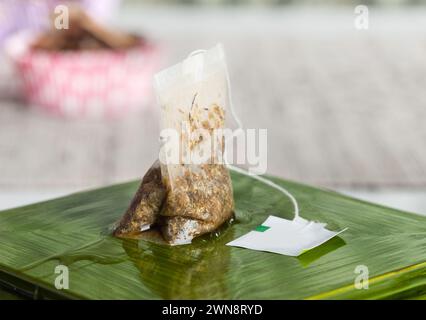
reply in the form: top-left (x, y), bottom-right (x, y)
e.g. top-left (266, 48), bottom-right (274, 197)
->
top-left (114, 44), bottom-right (234, 245)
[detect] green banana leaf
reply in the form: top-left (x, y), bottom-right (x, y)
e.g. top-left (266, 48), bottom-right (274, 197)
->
top-left (0, 172), bottom-right (425, 299)
top-left (0, 287), bottom-right (23, 300)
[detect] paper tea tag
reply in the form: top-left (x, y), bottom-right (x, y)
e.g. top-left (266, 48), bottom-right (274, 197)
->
top-left (226, 215), bottom-right (347, 257)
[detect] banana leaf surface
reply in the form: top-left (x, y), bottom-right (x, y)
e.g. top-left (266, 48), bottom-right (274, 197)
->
top-left (0, 172), bottom-right (425, 300)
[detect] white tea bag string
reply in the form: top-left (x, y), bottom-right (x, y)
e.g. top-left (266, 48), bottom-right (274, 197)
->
top-left (187, 49), bottom-right (300, 220)
top-left (226, 164), bottom-right (300, 219)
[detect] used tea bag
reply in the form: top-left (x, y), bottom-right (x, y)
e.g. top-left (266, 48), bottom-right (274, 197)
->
top-left (114, 45), bottom-right (234, 245)
top-left (155, 44), bottom-right (234, 245)
top-left (114, 43), bottom-right (345, 252)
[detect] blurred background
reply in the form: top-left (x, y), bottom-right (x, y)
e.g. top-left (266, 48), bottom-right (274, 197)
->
top-left (1, 0), bottom-right (426, 215)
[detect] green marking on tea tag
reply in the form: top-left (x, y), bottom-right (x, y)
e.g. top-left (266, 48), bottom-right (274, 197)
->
top-left (254, 225), bottom-right (270, 232)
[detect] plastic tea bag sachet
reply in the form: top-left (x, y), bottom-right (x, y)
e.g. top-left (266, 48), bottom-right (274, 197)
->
top-left (155, 45), bottom-right (234, 245)
top-left (113, 44), bottom-right (234, 245)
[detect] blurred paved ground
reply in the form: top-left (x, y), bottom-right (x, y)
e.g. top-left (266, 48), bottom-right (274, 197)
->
top-left (1, 6), bottom-right (426, 194)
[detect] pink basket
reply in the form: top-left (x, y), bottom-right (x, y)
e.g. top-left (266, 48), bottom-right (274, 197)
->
top-left (13, 39), bottom-right (161, 119)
